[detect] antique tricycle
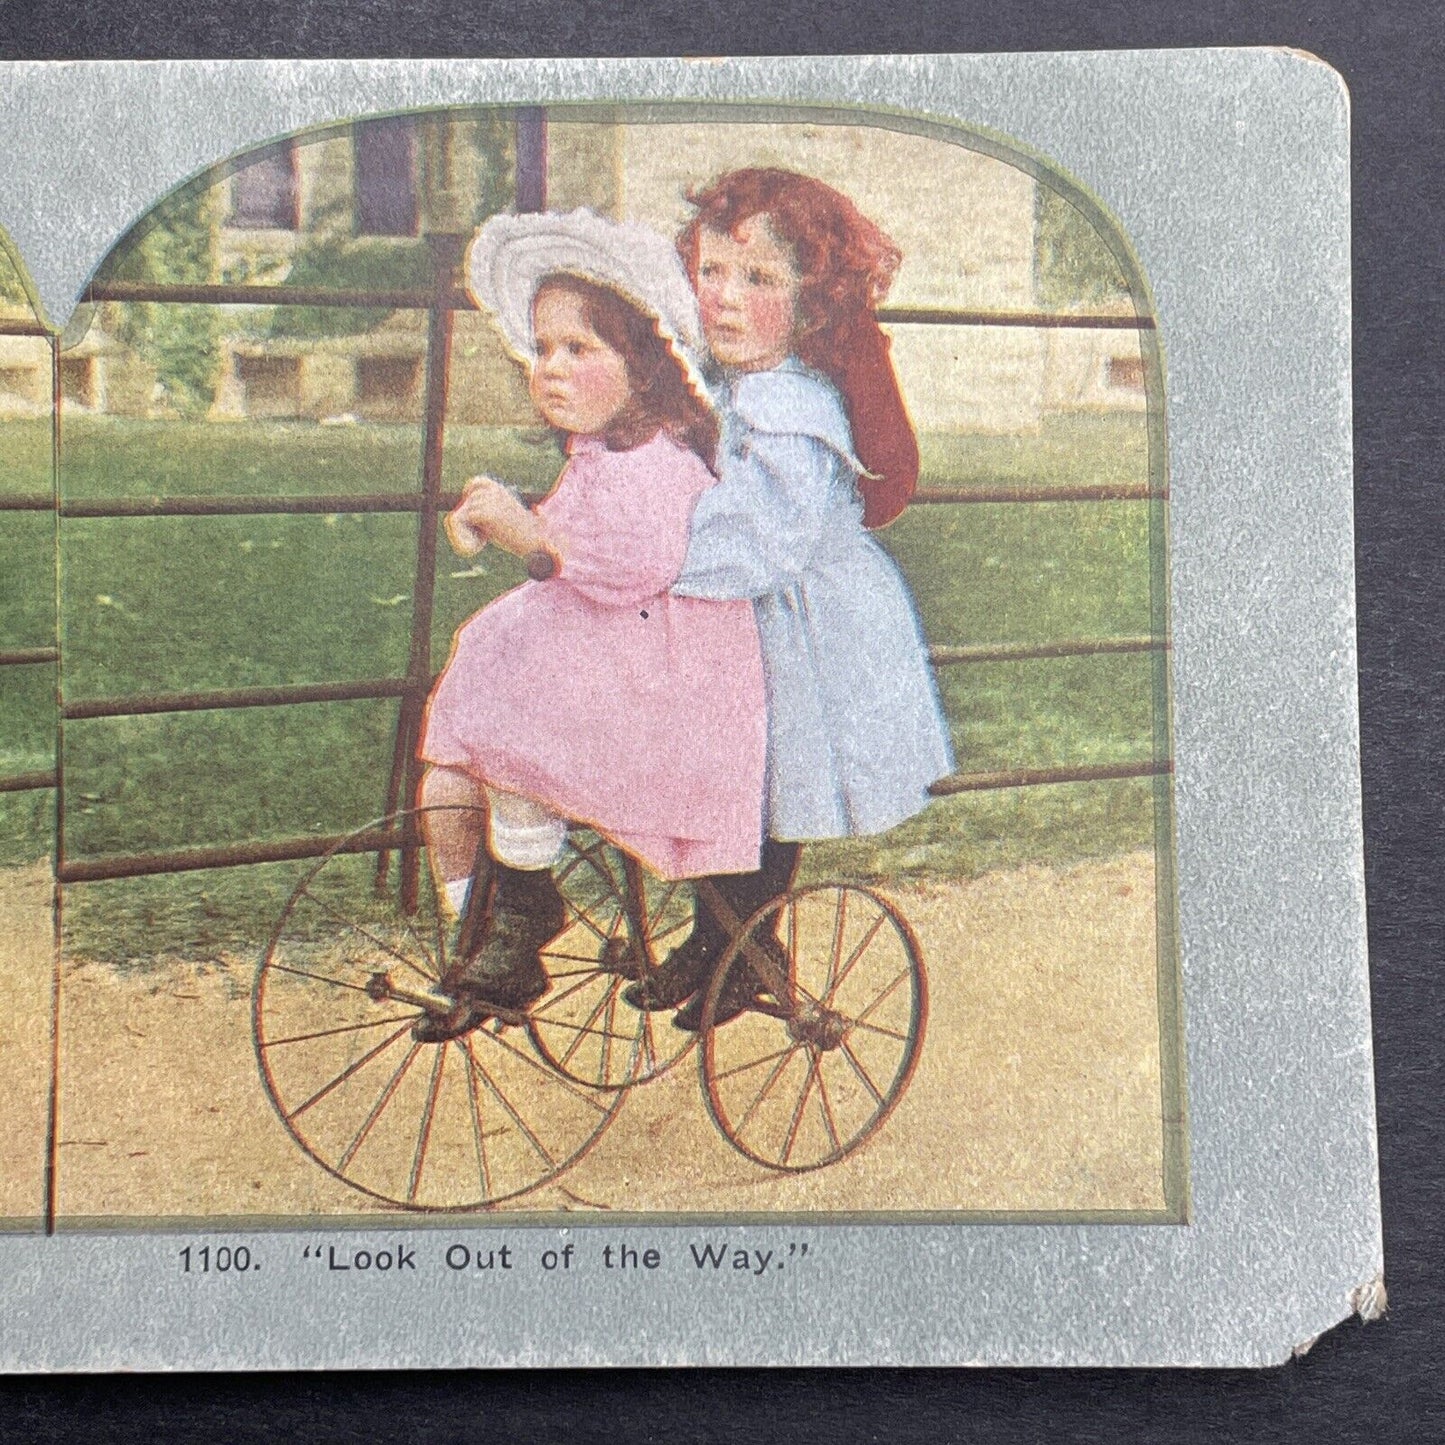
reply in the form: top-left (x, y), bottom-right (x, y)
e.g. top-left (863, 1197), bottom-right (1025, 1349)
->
top-left (254, 802), bottom-right (927, 1211)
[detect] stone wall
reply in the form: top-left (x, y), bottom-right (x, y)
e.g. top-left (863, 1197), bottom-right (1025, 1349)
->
top-left (0, 336), bottom-right (49, 414)
top-left (55, 114), bottom-right (1146, 434)
top-left (613, 119), bottom-right (1047, 434)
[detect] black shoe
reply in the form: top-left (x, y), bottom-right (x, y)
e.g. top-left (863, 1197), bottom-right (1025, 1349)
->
top-left (622, 929), bottom-right (719, 1011)
top-left (413, 949), bottom-right (552, 1043)
top-left (445, 863), bottom-right (564, 1002)
top-left (671, 933), bottom-right (786, 1032)
top-left (413, 996), bottom-right (492, 1044)
top-left (672, 973), bottom-right (766, 1032)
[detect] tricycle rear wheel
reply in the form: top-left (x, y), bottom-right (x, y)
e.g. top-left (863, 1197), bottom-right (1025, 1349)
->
top-left (254, 806), bottom-right (625, 1211)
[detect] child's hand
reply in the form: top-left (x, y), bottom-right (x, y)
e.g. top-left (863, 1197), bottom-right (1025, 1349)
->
top-left (459, 475), bottom-right (512, 520)
top-left (445, 500), bottom-right (487, 558)
top-left (452, 475), bottom-right (554, 565)
top-left (446, 476), bottom-right (513, 556)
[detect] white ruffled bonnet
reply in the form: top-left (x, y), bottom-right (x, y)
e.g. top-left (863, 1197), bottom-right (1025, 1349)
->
top-left (466, 208), bottom-right (710, 400)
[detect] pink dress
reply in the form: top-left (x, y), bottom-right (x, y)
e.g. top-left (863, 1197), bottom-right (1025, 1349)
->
top-left (420, 430), bottom-right (767, 880)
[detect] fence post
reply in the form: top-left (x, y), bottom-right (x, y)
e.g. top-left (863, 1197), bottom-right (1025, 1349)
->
top-left (514, 109), bottom-right (547, 213)
top-left (377, 230), bottom-right (465, 911)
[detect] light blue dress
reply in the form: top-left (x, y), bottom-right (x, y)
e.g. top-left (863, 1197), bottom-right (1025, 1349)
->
top-left (673, 358), bottom-right (955, 841)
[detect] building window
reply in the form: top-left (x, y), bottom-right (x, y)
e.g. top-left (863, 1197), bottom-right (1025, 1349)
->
top-left (1107, 355), bottom-right (1146, 392)
top-left (236, 355), bottom-right (301, 418)
top-left (0, 365), bottom-right (39, 402)
top-left (356, 356), bottom-right (422, 420)
top-left (230, 144), bottom-right (299, 231)
top-left (59, 356), bottom-right (96, 409)
top-left (355, 118), bottom-right (420, 237)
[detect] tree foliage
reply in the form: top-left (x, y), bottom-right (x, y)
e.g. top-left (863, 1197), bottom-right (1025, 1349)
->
top-left (1034, 184), bottom-right (1131, 310)
top-left (259, 114), bottom-right (516, 340)
top-left (92, 112), bottom-right (518, 410)
top-left (108, 185), bottom-right (222, 414)
top-left (0, 244), bottom-right (30, 310)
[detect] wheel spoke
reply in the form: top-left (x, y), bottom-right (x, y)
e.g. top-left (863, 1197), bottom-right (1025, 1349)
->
top-left (268, 961), bottom-right (375, 995)
top-left (852, 967), bottom-right (912, 1026)
top-left (647, 915), bottom-right (693, 948)
top-left (564, 898), bottom-right (617, 948)
top-left (788, 976), bottom-right (825, 1010)
top-left (849, 1018), bottom-right (910, 1043)
top-left (533, 968), bottom-right (610, 1016)
top-left (537, 1015), bottom-right (636, 1045)
top-left (482, 1026), bottom-right (612, 1114)
top-left (462, 1038), bottom-right (555, 1168)
top-left (264, 1013), bottom-right (422, 1048)
top-left (815, 1065), bottom-right (843, 1156)
top-left (457, 1038), bottom-right (492, 1199)
top-left (392, 904), bottom-right (444, 984)
top-left (558, 986), bottom-right (615, 1068)
top-left (590, 846), bottom-right (626, 899)
top-left (298, 886), bottom-right (435, 985)
top-left (538, 950), bottom-right (617, 968)
top-left (826, 891), bottom-right (848, 1000)
top-left (434, 905), bottom-right (450, 983)
top-left (646, 881), bottom-right (682, 936)
top-left (733, 1044), bottom-right (803, 1141)
top-left (287, 1023), bottom-right (414, 1120)
top-left (639, 1010), bottom-right (659, 1077)
top-left (824, 912), bottom-right (889, 1007)
top-left (711, 1044), bottom-right (795, 1083)
top-left (338, 1041), bottom-right (423, 1170)
top-left (407, 1044), bottom-right (448, 1202)
top-left (600, 986), bottom-right (617, 1083)
top-left (780, 1052), bottom-right (821, 1165)
top-left (839, 1038), bottom-right (885, 1106)
top-left (553, 857), bottom-right (586, 893)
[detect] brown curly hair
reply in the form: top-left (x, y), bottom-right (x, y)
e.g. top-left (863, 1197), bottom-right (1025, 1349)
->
top-left (675, 166), bottom-right (902, 371)
top-left (532, 274), bottom-right (717, 463)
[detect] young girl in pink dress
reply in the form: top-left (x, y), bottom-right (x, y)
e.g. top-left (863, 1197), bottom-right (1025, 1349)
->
top-left (414, 211), bottom-right (766, 1040)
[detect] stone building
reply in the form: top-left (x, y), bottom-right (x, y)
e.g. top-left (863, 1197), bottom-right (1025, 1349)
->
top-left (546, 116), bottom-right (1146, 432)
top-left (206, 116), bottom-right (534, 427)
top-left (3, 112), bottom-right (1147, 431)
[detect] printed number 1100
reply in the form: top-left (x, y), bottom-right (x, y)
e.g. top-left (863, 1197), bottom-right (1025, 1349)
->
top-left (179, 1245), bottom-right (254, 1274)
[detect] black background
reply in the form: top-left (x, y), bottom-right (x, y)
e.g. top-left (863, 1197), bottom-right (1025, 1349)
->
top-left (0, 2), bottom-right (1439, 1440)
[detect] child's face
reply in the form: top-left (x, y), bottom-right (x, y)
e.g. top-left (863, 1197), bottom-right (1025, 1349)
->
top-left (529, 287), bottom-right (633, 434)
top-left (695, 216), bottom-right (801, 372)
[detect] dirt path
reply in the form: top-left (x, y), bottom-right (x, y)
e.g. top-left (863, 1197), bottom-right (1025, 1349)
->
top-left (2, 853), bottom-right (1173, 1222)
top-left (0, 862), bottom-right (51, 1226)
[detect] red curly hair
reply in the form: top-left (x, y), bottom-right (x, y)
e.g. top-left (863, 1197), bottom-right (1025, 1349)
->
top-left (677, 168), bottom-right (919, 527)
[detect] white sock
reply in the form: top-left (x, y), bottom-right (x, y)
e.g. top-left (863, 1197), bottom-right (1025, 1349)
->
top-left (443, 878), bottom-right (471, 919)
top-left (485, 787), bottom-right (567, 869)
top-left (488, 817), bottom-right (566, 869)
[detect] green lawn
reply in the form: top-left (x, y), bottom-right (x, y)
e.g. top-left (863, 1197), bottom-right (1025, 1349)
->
top-left (0, 408), bottom-right (56, 869)
top-left (0, 412), bottom-right (1170, 962)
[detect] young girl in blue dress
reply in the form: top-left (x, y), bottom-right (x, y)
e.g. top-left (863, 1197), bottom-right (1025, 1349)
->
top-left (624, 167), bottom-right (955, 1029)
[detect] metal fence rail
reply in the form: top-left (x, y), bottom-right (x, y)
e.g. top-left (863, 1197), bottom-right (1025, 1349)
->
top-left (45, 480), bottom-right (1163, 521)
top-left (878, 306), bottom-right (1155, 331)
top-left (56, 639), bottom-right (1168, 723)
top-left (1, 769), bottom-right (58, 795)
top-left (3, 209), bottom-right (1168, 887)
top-left (0, 646), bottom-right (58, 667)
